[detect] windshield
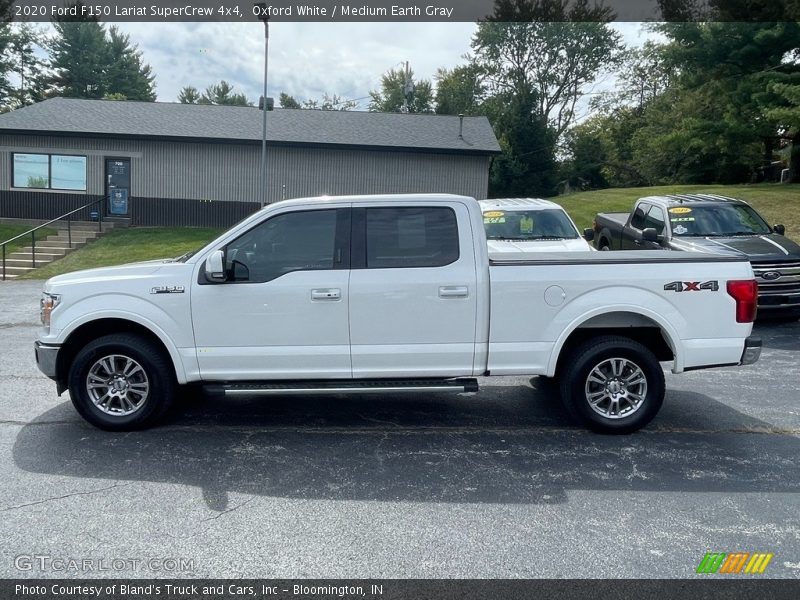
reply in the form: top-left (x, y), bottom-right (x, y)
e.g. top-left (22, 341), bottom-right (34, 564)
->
top-left (669, 204), bottom-right (771, 237)
top-left (483, 209), bottom-right (579, 240)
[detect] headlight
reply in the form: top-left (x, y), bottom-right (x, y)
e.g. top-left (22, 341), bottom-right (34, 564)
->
top-left (40, 292), bottom-right (61, 330)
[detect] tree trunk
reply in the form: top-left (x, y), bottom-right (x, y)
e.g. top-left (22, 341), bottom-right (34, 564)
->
top-left (791, 135), bottom-right (800, 183)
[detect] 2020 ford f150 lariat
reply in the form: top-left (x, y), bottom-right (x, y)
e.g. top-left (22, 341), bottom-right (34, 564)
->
top-left (593, 194), bottom-right (800, 318)
top-left (35, 194), bottom-right (761, 434)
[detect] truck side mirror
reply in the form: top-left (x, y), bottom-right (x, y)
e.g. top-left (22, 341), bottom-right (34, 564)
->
top-left (204, 250), bottom-right (226, 281)
top-left (774, 224), bottom-right (785, 236)
top-left (641, 228), bottom-right (658, 243)
top-left (583, 228), bottom-right (595, 242)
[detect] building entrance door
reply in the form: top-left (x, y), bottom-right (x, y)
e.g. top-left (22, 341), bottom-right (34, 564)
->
top-left (106, 159), bottom-right (131, 216)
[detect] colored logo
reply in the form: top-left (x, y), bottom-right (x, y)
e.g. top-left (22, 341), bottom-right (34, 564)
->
top-left (669, 207), bottom-right (693, 214)
top-left (696, 552), bottom-right (773, 574)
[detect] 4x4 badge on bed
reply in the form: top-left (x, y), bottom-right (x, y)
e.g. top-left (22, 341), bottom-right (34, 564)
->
top-left (664, 280), bottom-right (719, 292)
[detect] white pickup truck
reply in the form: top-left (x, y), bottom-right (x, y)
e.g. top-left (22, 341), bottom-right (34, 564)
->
top-left (35, 194), bottom-right (761, 434)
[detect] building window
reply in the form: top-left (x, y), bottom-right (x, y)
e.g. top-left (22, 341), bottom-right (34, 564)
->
top-left (51, 155), bottom-right (87, 190)
top-left (12, 153), bottom-right (87, 191)
top-left (13, 153), bottom-right (49, 189)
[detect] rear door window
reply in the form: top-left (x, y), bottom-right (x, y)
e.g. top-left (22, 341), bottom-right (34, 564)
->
top-left (365, 207), bottom-right (459, 268)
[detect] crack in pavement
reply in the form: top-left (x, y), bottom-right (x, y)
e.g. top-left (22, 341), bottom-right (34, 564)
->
top-left (201, 497), bottom-right (255, 522)
top-left (0, 419), bottom-right (83, 426)
top-left (0, 482), bottom-right (131, 512)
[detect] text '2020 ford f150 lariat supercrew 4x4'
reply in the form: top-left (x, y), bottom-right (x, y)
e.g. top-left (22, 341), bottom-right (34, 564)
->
top-left (35, 194), bottom-right (761, 434)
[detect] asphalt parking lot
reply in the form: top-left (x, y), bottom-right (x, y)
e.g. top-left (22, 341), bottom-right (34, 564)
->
top-left (0, 280), bottom-right (798, 579)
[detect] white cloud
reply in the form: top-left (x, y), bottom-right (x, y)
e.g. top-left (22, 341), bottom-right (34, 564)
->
top-left (116, 22), bottom-right (477, 106)
top-left (37, 21), bottom-right (660, 109)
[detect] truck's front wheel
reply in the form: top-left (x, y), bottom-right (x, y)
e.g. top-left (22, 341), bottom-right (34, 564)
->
top-left (558, 336), bottom-right (664, 434)
top-left (68, 333), bottom-right (176, 431)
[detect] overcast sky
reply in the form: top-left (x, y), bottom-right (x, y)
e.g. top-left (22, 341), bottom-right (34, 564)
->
top-left (110, 22), bottom-right (657, 107)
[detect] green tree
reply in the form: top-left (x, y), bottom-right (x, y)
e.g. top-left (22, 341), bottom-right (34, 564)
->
top-left (562, 111), bottom-right (650, 190)
top-left (473, 17), bottom-right (622, 140)
top-left (2, 24), bottom-right (48, 110)
top-left (0, 0), bottom-right (14, 107)
top-left (199, 80), bottom-right (251, 106)
top-left (485, 91), bottom-right (558, 197)
top-left (47, 6), bottom-right (157, 102)
top-left (369, 66), bottom-right (434, 113)
top-left (434, 64), bottom-right (484, 116)
top-left (48, 15), bottom-right (109, 99)
top-left (280, 91), bottom-right (357, 110)
top-left (470, 0), bottom-right (622, 196)
top-left (104, 26), bottom-right (155, 101)
top-left (178, 86), bottom-right (201, 104)
top-left (592, 42), bottom-right (675, 114)
top-left (767, 80), bottom-right (800, 181)
top-left (279, 92), bottom-right (301, 108)
top-left (646, 20), bottom-right (800, 182)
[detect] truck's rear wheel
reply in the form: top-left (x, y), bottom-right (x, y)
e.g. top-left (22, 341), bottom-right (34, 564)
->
top-left (68, 333), bottom-right (176, 431)
top-left (558, 336), bottom-right (664, 434)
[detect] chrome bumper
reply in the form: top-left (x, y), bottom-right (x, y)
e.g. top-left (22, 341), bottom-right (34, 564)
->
top-left (34, 341), bottom-right (59, 379)
top-left (740, 337), bottom-right (762, 366)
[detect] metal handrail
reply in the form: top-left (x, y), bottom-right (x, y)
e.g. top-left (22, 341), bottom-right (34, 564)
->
top-left (1, 197), bottom-right (106, 280)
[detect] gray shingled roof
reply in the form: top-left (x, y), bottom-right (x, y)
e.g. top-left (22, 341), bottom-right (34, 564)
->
top-left (0, 97), bottom-right (501, 155)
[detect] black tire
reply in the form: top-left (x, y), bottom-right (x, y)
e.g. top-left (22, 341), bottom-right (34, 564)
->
top-left (598, 239), bottom-right (611, 251)
top-left (558, 336), bottom-right (664, 434)
top-left (68, 333), bottom-right (176, 431)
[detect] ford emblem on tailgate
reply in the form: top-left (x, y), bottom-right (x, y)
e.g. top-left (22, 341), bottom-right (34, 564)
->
top-left (761, 271), bottom-right (782, 281)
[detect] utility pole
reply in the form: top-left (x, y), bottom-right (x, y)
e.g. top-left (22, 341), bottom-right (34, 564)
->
top-left (401, 61), bottom-right (414, 114)
top-left (255, 3), bottom-right (270, 207)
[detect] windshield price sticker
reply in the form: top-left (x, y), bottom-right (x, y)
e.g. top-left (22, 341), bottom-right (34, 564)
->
top-left (519, 215), bottom-right (534, 234)
top-left (484, 211), bottom-right (505, 224)
top-left (670, 216), bottom-right (695, 222)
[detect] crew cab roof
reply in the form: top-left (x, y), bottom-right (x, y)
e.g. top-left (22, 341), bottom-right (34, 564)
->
top-left (260, 193), bottom-right (477, 210)
top-left (478, 198), bottom-right (561, 211)
top-left (638, 193), bottom-right (749, 208)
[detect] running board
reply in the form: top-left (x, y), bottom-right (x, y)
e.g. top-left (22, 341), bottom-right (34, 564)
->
top-left (205, 378), bottom-right (479, 397)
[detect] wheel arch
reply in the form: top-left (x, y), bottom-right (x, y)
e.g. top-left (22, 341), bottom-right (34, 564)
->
top-left (548, 308), bottom-right (681, 378)
top-left (55, 316), bottom-right (187, 394)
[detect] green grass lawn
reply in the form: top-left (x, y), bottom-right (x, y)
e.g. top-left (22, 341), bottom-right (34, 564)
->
top-left (550, 183), bottom-right (800, 239)
top-left (20, 227), bottom-right (220, 280)
top-left (0, 224), bottom-right (57, 258)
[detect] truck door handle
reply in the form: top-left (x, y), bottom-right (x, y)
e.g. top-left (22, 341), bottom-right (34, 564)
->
top-left (439, 285), bottom-right (469, 298)
top-left (311, 288), bottom-right (341, 300)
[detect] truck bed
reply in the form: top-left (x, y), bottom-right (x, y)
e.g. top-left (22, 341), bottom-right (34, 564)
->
top-left (595, 212), bottom-right (629, 227)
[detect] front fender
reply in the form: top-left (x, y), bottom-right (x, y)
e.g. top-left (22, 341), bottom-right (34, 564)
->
top-left (48, 294), bottom-right (195, 384)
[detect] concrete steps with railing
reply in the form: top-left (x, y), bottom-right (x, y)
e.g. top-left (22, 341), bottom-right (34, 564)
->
top-left (1, 221), bottom-right (115, 280)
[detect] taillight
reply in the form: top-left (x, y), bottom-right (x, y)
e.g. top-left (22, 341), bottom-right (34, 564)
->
top-left (727, 280), bottom-right (758, 323)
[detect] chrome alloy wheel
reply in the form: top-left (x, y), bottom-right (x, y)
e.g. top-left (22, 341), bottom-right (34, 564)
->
top-left (584, 357), bottom-right (648, 419)
top-left (86, 354), bottom-right (150, 416)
